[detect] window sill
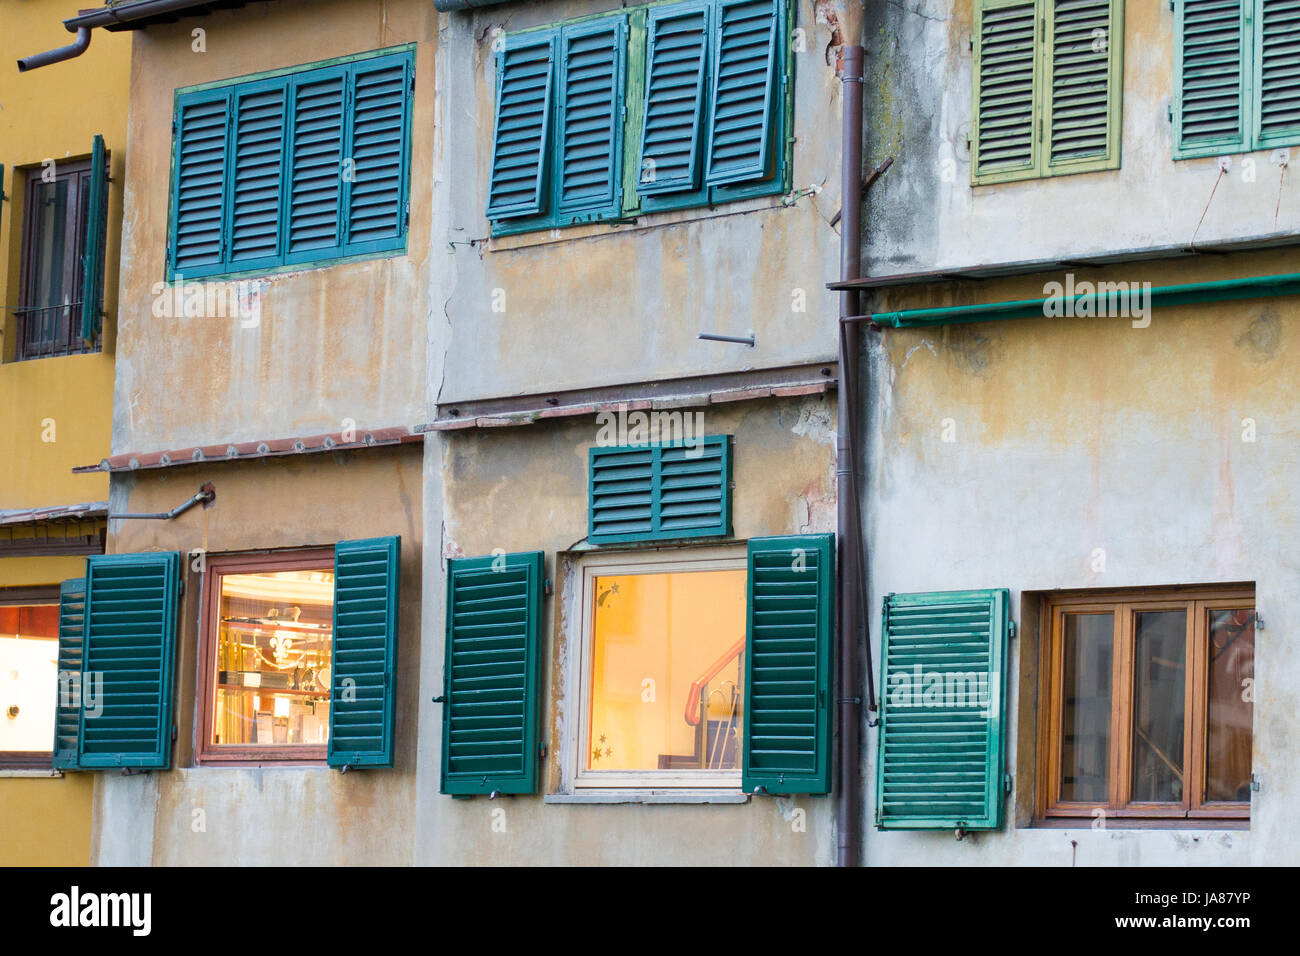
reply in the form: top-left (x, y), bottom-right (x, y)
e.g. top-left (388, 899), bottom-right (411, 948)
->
top-left (545, 790), bottom-right (750, 805)
top-left (1033, 817), bottom-right (1250, 831)
top-left (0, 769), bottom-right (63, 778)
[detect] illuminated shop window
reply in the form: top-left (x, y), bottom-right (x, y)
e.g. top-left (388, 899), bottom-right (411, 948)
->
top-left (0, 601), bottom-right (59, 764)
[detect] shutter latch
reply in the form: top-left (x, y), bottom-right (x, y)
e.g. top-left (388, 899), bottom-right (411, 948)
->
top-left (1004, 773), bottom-right (1013, 795)
top-left (1008, 620), bottom-right (1017, 639)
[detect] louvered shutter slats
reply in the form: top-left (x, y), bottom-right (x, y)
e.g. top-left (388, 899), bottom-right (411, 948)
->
top-left (288, 71), bottom-right (345, 254)
top-left (639, 4), bottom-right (710, 193)
top-left (230, 86), bottom-right (286, 263)
top-left (1178, 0), bottom-right (1246, 150)
top-left (588, 437), bottom-right (730, 543)
top-left (52, 579), bottom-right (86, 770)
top-left (173, 94), bottom-right (230, 271)
top-left (559, 22), bottom-right (624, 213)
top-left (975, 1), bottom-right (1038, 175)
top-left (488, 35), bottom-right (556, 219)
top-left (590, 447), bottom-right (655, 538)
top-left (348, 58), bottom-right (409, 244)
top-left (1260, 0), bottom-right (1300, 142)
top-left (705, 0), bottom-right (779, 185)
top-left (1048, 0), bottom-right (1114, 163)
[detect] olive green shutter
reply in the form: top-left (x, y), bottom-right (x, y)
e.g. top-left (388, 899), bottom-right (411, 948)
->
top-left (78, 552), bottom-right (182, 770)
top-left (52, 578), bottom-right (86, 770)
top-left (741, 534), bottom-right (834, 795)
top-left (875, 589), bottom-right (1010, 830)
top-left (557, 18), bottom-right (626, 222)
top-left (487, 33), bottom-right (557, 220)
top-left (328, 536), bottom-right (400, 768)
top-left (1044, 0), bottom-right (1122, 173)
top-left (440, 551), bottom-right (545, 795)
top-left (638, 1), bottom-right (711, 195)
top-left (704, 0), bottom-right (780, 186)
top-left (588, 437), bottom-right (731, 544)
top-left (1257, 0), bottom-right (1300, 148)
top-left (79, 135), bottom-right (108, 344)
top-left (972, 0), bottom-right (1039, 182)
top-left (1174, 0), bottom-right (1250, 158)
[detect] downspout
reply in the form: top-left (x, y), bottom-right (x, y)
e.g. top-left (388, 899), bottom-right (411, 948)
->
top-left (16, 27), bottom-right (90, 72)
top-left (18, 0), bottom-right (221, 71)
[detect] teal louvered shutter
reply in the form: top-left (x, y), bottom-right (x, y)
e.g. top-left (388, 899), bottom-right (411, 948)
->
top-left (487, 33), bottom-right (557, 220)
top-left (1174, 0), bottom-right (1249, 157)
top-left (741, 534), bottom-right (834, 795)
top-left (440, 551), bottom-right (545, 795)
top-left (588, 436), bottom-right (731, 544)
top-left (78, 552), bottom-right (182, 770)
top-left (51, 578), bottom-right (86, 770)
top-left (80, 135), bottom-right (109, 343)
top-left (875, 589), bottom-right (1010, 831)
top-left (228, 81), bottom-right (287, 268)
top-left (638, 2), bottom-right (711, 195)
top-left (557, 18), bottom-right (626, 221)
top-left (285, 65), bottom-right (346, 260)
top-left (1257, 0), bottom-right (1300, 148)
top-left (1045, 0), bottom-right (1122, 170)
top-left (972, 0), bottom-right (1039, 181)
top-left (171, 90), bottom-right (231, 277)
top-left (345, 52), bottom-right (413, 250)
top-left (704, 0), bottom-right (780, 186)
top-left (328, 536), bottom-right (400, 768)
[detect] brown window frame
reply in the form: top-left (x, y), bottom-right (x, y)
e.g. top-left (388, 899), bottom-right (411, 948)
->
top-left (1036, 584), bottom-right (1255, 827)
top-left (196, 549), bottom-right (335, 767)
top-left (0, 586), bottom-right (61, 770)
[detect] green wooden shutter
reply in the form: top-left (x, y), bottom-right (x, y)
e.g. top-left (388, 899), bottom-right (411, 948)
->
top-left (588, 436), bottom-right (731, 544)
top-left (972, 0), bottom-right (1040, 183)
top-left (741, 534), bottom-right (834, 795)
top-left (328, 536), bottom-right (400, 768)
top-left (285, 66), bottom-right (346, 260)
top-left (638, 2), bottom-right (711, 195)
top-left (1256, 0), bottom-right (1300, 148)
top-left (440, 551), bottom-right (545, 795)
top-left (875, 589), bottom-right (1010, 831)
top-left (1174, 0), bottom-right (1250, 158)
top-left (78, 552), bottom-right (182, 770)
top-left (1044, 0), bottom-right (1122, 172)
top-left (229, 81), bottom-right (287, 269)
top-left (79, 135), bottom-right (109, 344)
top-left (171, 90), bottom-right (231, 277)
top-left (487, 33), bottom-right (557, 220)
top-left (51, 578), bottom-right (86, 771)
top-left (345, 52), bottom-right (413, 250)
top-left (704, 0), bottom-right (779, 186)
top-left (556, 19), bottom-right (626, 222)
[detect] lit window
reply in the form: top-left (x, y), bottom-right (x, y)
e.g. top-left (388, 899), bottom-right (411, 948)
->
top-left (0, 600), bottom-right (60, 765)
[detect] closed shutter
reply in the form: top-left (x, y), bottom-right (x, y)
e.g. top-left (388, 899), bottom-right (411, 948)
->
top-left (80, 135), bottom-right (109, 343)
top-left (487, 33), bottom-right (557, 220)
top-left (1257, 0), bottom-right (1300, 147)
top-left (440, 551), bottom-right (545, 795)
top-left (972, 0), bottom-right (1039, 180)
top-left (172, 91), bottom-right (231, 275)
top-left (78, 552), bottom-right (182, 770)
top-left (588, 436), bottom-right (731, 544)
top-left (286, 66), bottom-right (346, 258)
top-left (1175, 0), bottom-right (1249, 156)
top-left (638, 2), bottom-right (711, 195)
top-left (328, 537), bottom-right (401, 768)
top-left (705, 0), bottom-right (780, 186)
top-left (557, 19), bottom-right (626, 220)
top-left (346, 54), bottom-right (412, 247)
top-left (875, 589), bottom-right (1010, 830)
top-left (229, 83), bottom-right (287, 267)
top-left (52, 578), bottom-right (86, 771)
top-left (741, 534), bottom-right (834, 795)
top-left (1045, 0), bottom-right (1122, 170)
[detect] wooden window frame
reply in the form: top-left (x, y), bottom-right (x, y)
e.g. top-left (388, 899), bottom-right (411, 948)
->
top-left (0, 586), bottom-right (61, 769)
top-left (1036, 584), bottom-right (1254, 826)
top-left (195, 549), bottom-right (335, 767)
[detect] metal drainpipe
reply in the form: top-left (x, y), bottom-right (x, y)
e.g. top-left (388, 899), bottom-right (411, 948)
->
top-left (16, 27), bottom-right (91, 72)
top-left (836, 43), bottom-right (865, 869)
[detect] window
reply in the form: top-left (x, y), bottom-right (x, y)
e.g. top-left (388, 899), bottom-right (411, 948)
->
top-left (1173, 0), bottom-right (1300, 158)
top-left (486, 0), bottom-right (791, 236)
top-left (1038, 586), bottom-right (1255, 823)
top-left (169, 46), bottom-right (414, 281)
top-left (588, 436), bottom-right (732, 544)
top-left (0, 593), bottom-right (60, 768)
top-left (970, 0), bottom-right (1123, 184)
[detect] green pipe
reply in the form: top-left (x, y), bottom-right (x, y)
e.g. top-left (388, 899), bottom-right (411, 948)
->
top-left (871, 271), bottom-right (1300, 329)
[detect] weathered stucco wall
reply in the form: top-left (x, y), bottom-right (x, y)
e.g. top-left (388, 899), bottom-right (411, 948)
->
top-left (431, 0), bottom-right (847, 404)
top-left (113, 0), bottom-right (436, 454)
top-left (417, 395), bottom-right (841, 864)
top-left (94, 446), bottom-right (422, 866)
top-left (861, 250), bottom-right (1299, 864)
top-left (863, 0), bottom-right (1300, 273)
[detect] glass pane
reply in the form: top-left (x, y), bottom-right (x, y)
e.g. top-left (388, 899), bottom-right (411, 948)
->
top-left (0, 604), bottom-right (60, 752)
top-left (1206, 608), bottom-right (1255, 802)
top-left (1131, 610), bottom-right (1186, 803)
top-left (211, 569), bottom-right (335, 748)
top-left (587, 569), bottom-right (746, 772)
top-left (1060, 612), bottom-right (1113, 803)
top-left (25, 177), bottom-right (71, 351)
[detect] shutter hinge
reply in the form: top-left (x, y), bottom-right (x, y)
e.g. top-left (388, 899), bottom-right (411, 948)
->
top-left (544, 578), bottom-right (553, 596)
top-left (1004, 773), bottom-right (1013, 795)
top-left (1250, 773), bottom-right (1262, 792)
top-left (1168, 104), bottom-right (1174, 124)
top-left (403, 200), bottom-right (410, 231)
top-left (1038, 115), bottom-right (1043, 142)
top-left (172, 115), bottom-right (178, 136)
top-left (968, 32), bottom-right (973, 51)
top-left (538, 741), bottom-right (547, 759)
top-left (1008, 620), bottom-right (1017, 639)
top-left (172, 723), bottom-right (178, 742)
top-left (1254, 612), bottom-right (1264, 631)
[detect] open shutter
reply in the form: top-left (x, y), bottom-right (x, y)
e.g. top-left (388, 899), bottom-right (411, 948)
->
top-left (78, 552), bottom-right (182, 770)
top-left (1257, 0), bottom-right (1300, 148)
top-left (741, 534), bottom-right (834, 795)
top-left (875, 589), bottom-right (1010, 830)
top-left (704, 0), bottom-right (780, 186)
top-left (1044, 0), bottom-right (1122, 171)
top-left (588, 437), bottom-right (731, 544)
top-left (328, 536), bottom-right (400, 768)
top-left (557, 19), bottom-right (626, 220)
top-left (440, 551), bottom-right (544, 795)
top-left (638, 2), bottom-right (711, 194)
top-left (1174, 0), bottom-right (1249, 157)
top-left (51, 578), bottom-right (86, 770)
top-left (285, 66), bottom-right (346, 259)
top-left (79, 135), bottom-right (108, 343)
top-left (487, 33), bottom-right (557, 220)
top-left (345, 53), bottom-right (413, 249)
top-left (229, 82), bottom-right (287, 268)
top-left (171, 90), bottom-right (231, 276)
top-left (972, 0), bottom-right (1039, 182)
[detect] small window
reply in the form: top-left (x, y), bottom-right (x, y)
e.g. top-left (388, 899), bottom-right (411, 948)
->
top-left (198, 551), bottom-right (336, 763)
top-left (1039, 586), bottom-right (1255, 823)
top-left (573, 549), bottom-right (746, 790)
top-left (0, 595), bottom-right (60, 768)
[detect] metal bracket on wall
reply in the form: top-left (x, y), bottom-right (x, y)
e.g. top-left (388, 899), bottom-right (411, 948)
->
top-left (109, 483), bottom-right (215, 521)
